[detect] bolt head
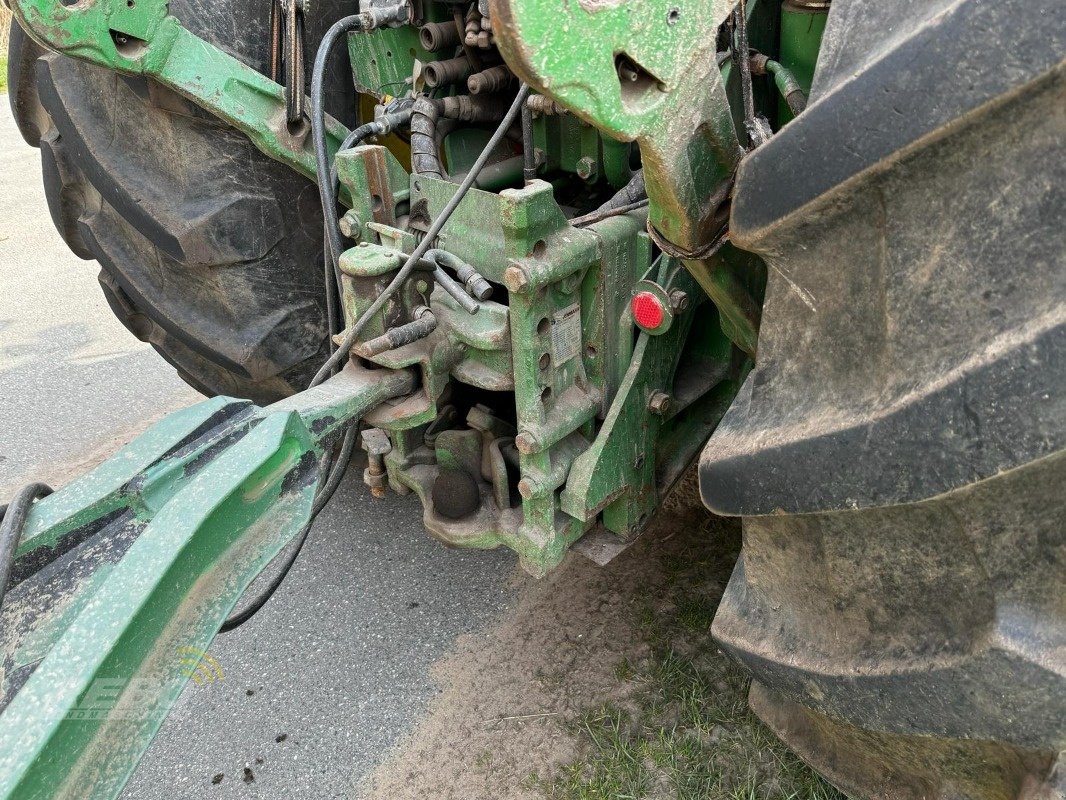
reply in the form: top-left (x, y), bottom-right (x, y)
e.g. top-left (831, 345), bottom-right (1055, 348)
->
top-left (669, 290), bottom-right (690, 312)
top-left (504, 264), bottom-right (531, 293)
top-left (576, 156), bottom-right (597, 181)
top-left (339, 211), bottom-right (362, 239)
top-left (648, 391), bottom-right (672, 415)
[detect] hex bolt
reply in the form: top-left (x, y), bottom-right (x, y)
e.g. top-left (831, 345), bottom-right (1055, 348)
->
top-left (668, 290), bottom-right (689, 312)
top-left (504, 264), bottom-right (531, 293)
top-left (360, 428), bottom-right (392, 498)
top-left (576, 156), bottom-right (597, 182)
top-left (338, 210), bottom-right (362, 240)
top-left (648, 391), bottom-right (672, 416)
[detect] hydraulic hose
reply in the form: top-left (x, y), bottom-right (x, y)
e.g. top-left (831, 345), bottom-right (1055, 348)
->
top-left (310, 83), bottom-right (532, 388)
top-left (220, 425), bottom-right (357, 631)
top-left (0, 483), bottom-right (53, 612)
top-left (592, 169), bottom-right (645, 213)
top-left (312, 14), bottom-right (367, 279)
top-left (411, 94), bottom-right (514, 181)
top-left (765, 59), bottom-right (807, 116)
top-left (410, 97), bottom-right (445, 179)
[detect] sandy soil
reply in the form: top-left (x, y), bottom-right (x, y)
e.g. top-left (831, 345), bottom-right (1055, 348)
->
top-left (360, 472), bottom-right (740, 800)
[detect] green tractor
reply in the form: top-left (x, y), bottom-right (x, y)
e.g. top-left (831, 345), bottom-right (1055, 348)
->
top-left (2, 0), bottom-right (1063, 796)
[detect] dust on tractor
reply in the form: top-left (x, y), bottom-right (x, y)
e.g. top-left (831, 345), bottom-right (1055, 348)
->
top-left (1, 0), bottom-right (1063, 796)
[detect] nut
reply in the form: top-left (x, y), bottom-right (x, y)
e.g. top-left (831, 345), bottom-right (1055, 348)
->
top-left (338, 210), bottom-right (362, 240)
top-left (648, 391), bottom-right (672, 416)
top-left (668, 290), bottom-right (690, 312)
top-left (363, 466), bottom-right (387, 498)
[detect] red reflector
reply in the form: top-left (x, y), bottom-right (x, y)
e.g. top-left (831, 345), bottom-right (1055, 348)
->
top-left (632, 291), bottom-right (664, 329)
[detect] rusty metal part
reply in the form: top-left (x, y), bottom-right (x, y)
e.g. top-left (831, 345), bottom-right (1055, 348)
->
top-left (423, 55), bottom-right (476, 88)
top-left (467, 64), bottom-right (514, 94)
top-left (361, 427), bottom-right (393, 497)
top-left (419, 20), bottom-right (461, 51)
top-left (357, 306), bottom-right (438, 356)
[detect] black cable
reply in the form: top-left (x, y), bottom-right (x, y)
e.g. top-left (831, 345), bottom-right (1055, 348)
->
top-left (309, 82), bottom-right (532, 388)
top-left (219, 424), bottom-right (357, 631)
top-left (521, 101), bottom-right (536, 184)
top-left (312, 15), bottom-right (368, 280)
top-left (0, 482), bottom-right (53, 610)
top-left (569, 198), bottom-right (649, 227)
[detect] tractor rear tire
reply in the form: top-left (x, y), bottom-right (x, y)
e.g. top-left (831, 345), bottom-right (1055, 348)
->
top-left (7, 1), bottom-right (355, 403)
top-left (701, 2), bottom-right (1065, 798)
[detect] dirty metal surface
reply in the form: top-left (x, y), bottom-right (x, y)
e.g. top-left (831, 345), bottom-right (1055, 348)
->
top-left (10, 0), bottom-right (349, 187)
top-left (0, 365), bottom-right (413, 800)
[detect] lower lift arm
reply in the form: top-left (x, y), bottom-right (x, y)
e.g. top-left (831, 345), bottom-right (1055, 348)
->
top-left (0, 364), bottom-right (413, 800)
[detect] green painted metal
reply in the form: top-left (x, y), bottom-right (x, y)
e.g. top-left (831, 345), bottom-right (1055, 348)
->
top-left (328, 144), bottom-right (741, 575)
top-left (0, 365), bottom-right (413, 800)
top-left (0, 1), bottom-right (776, 792)
top-left (491, 0), bottom-right (766, 356)
top-left (779, 0), bottom-right (829, 123)
top-left (9, 0), bottom-right (349, 188)
top-left (492, 0), bottom-right (739, 245)
top-left (531, 110), bottom-right (633, 189)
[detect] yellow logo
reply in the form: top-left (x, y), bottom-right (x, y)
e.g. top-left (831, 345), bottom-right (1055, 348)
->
top-left (175, 647), bottom-right (225, 686)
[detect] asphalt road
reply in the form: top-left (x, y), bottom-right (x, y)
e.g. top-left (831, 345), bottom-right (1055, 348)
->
top-left (0, 101), bottom-right (518, 798)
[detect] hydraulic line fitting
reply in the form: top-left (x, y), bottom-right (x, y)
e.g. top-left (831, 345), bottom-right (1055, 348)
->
top-left (423, 56), bottom-right (474, 88)
top-left (357, 306), bottom-right (437, 357)
top-left (418, 20), bottom-right (461, 52)
top-left (467, 65), bottom-right (514, 94)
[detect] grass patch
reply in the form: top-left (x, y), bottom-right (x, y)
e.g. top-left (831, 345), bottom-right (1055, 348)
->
top-left (0, 56), bottom-right (8, 94)
top-left (533, 519), bottom-right (847, 800)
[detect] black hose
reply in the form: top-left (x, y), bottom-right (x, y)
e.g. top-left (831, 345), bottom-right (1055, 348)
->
top-left (591, 169), bottom-right (645, 214)
top-left (410, 97), bottom-right (445, 179)
top-left (220, 425), bottom-right (357, 631)
top-left (310, 83), bottom-right (532, 388)
top-left (312, 15), bottom-right (367, 281)
top-left (521, 102), bottom-right (536, 184)
top-left (569, 198), bottom-right (649, 228)
top-left (0, 482), bottom-right (53, 610)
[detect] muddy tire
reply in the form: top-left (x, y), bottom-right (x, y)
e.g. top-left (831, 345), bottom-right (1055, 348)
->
top-left (7, 3), bottom-right (356, 402)
top-left (701, 2), bottom-right (1065, 798)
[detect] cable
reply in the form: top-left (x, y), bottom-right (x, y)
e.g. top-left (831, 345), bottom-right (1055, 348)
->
top-left (220, 424), bottom-right (357, 631)
top-left (0, 482), bottom-right (53, 610)
top-left (521, 101), bottom-right (536, 184)
top-left (312, 15), bottom-right (368, 281)
top-left (569, 198), bottom-right (649, 227)
top-left (309, 82), bottom-right (532, 388)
